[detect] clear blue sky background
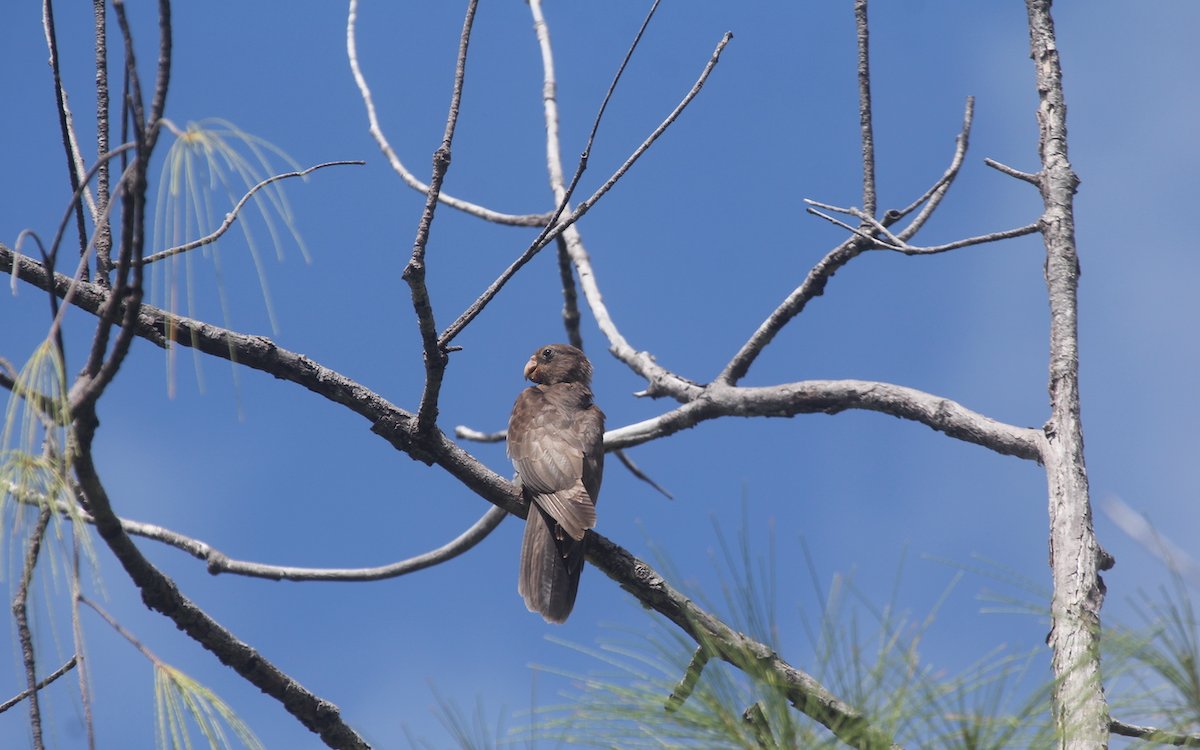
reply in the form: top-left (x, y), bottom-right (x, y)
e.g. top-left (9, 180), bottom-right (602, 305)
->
top-left (2, 1), bottom-right (1199, 748)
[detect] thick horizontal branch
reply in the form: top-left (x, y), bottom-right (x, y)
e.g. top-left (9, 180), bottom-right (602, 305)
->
top-left (0, 244), bottom-right (524, 517)
top-left (605, 380), bottom-right (1043, 462)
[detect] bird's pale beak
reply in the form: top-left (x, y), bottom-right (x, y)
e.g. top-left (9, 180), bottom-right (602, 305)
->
top-left (523, 357), bottom-right (538, 381)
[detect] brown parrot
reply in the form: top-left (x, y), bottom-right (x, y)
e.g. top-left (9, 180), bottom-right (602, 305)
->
top-left (507, 344), bottom-right (605, 623)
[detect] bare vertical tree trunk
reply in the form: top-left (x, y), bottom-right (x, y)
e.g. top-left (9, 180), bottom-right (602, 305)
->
top-left (1026, 1), bottom-right (1110, 747)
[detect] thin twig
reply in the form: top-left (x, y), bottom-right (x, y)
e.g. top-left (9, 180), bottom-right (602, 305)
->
top-left (1110, 718), bottom-right (1200, 747)
top-left (43, 0), bottom-right (92, 267)
top-left (555, 236), bottom-right (584, 350)
top-left (892, 97), bottom-right (975, 241)
top-left (614, 449), bottom-right (673, 500)
top-left (11, 507), bottom-right (53, 750)
top-left (142, 161), bottom-right (365, 264)
top-left (885, 222), bottom-right (1041, 256)
top-left (454, 425), bottom-right (506, 443)
top-left (54, 502), bottom-right (508, 582)
top-left (345, 0), bottom-right (550, 227)
top-left (78, 597), bottom-right (159, 663)
top-left (985, 156), bottom-right (1040, 185)
top-left (718, 97), bottom-right (975, 386)
top-left (71, 537), bottom-right (96, 750)
top-left (408, 0), bottom-right (479, 435)
top-left (665, 646), bottom-right (709, 711)
top-left (0, 656), bottom-right (78, 715)
top-left (854, 0), bottom-right (877, 217)
top-left (449, 27), bottom-right (734, 400)
top-left (93, 0), bottom-right (112, 285)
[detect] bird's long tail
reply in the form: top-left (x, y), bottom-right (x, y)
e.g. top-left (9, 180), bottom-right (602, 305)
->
top-left (518, 504), bottom-right (586, 623)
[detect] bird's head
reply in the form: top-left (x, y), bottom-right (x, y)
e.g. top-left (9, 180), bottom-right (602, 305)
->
top-left (524, 344), bottom-right (593, 386)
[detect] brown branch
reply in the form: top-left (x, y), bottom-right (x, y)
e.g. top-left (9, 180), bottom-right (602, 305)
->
top-left (142, 161), bottom-right (364, 264)
top-left (70, 411), bottom-right (372, 750)
top-left (407, 0), bottom-right (479, 434)
top-left (436, 12), bottom-right (732, 363)
top-left (11, 507), bottom-right (53, 750)
top-left (345, 0), bottom-right (550, 227)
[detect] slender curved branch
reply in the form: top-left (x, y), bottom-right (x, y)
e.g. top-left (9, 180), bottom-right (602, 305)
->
top-left (891, 97), bottom-right (975, 236)
top-left (407, 0), bottom-right (478, 434)
top-left (142, 161), bottom-right (364, 264)
top-left (436, 21), bottom-right (732, 358)
top-left (43, 0), bottom-right (92, 266)
top-left (345, 0), bottom-right (550, 227)
top-left (84, 504), bottom-right (508, 582)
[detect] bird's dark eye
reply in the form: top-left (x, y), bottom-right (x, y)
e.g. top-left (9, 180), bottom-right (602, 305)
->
top-left (541, 348), bottom-right (554, 361)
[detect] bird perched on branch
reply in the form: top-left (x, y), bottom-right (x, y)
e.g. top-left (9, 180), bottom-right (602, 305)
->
top-left (507, 344), bottom-right (605, 623)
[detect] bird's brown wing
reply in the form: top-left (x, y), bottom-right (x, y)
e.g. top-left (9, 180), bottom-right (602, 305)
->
top-left (507, 385), bottom-right (601, 541)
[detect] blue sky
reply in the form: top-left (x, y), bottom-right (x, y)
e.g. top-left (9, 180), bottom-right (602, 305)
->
top-left (3, 1), bottom-right (1199, 747)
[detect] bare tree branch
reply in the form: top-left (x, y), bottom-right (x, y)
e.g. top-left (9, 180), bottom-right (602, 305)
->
top-left (434, 30), bottom-right (733, 361)
top-left (588, 533), bottom-right (904, 750)
top-left (405, 0), bottom-right (478, 434)
top-left (1024, 2), bottom-right (1111, 747)
top-left (141, 160), bottom-right (364, 264)
top-left (11, 507), bottom-right (52, 750)
top-left (718, 97), bottom-right (975, 386)
top-left (854, 0), bottom-right (877, 218)
top-left (65, 503), bottom-right (509, 582)
top-left (0, 656), bottom-right (77, 716)
top-left (1110, 718), bottom-right (1200, 747)
top-left (985, 156), bottom-right (1040, 185)
top-left (70, 413), bottom-right (372, 750)
top-left (345, 0), bottom-right (551, 227)
top-left (614, 449), bottom-right (674, 500)
top-left (43, 0), bottom-right (92, 267)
